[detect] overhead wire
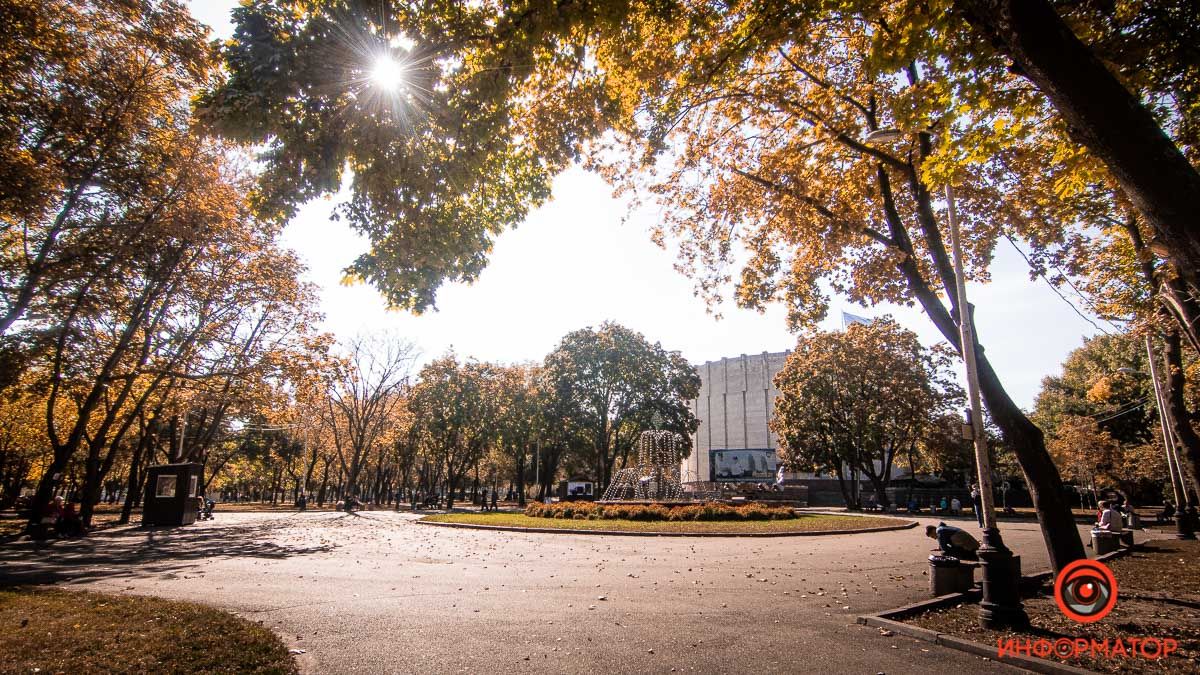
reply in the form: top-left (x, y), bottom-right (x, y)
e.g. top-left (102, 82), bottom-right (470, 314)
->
top-left (1090, 398), bottom-right (1151, 425)
top-left (1002, 233), bottom-right (1122, 336)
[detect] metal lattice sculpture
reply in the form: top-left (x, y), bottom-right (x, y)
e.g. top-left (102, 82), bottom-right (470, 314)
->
top-left (600, 430), bottom-right (687, 502)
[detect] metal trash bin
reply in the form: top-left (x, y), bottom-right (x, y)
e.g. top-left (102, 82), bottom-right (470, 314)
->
top-left (1091, 529), bottom-right (1120, 555)
top-left (929, 555), bottom-right (975, 596)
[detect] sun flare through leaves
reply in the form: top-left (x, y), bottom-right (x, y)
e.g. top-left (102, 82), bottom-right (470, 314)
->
top-left (371, 53), bottom-right (405, 92)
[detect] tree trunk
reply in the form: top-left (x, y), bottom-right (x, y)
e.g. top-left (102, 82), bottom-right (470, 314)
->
top-left (370, 459), bottom-right (385, 504)
top-left (445, 475), bottom-right (457, 510)
top-left (888, 211), bottom-right (1085, 570)
top-left (0, 456), bottom-right (29, 510)
top-left (862, 466), bottom-right (891, 508)
top-left (906, 443), bottom-right (919, 505)
top-left (974, 348), bottom-right (1084, 570)
top-left (78, 452), bottom-right (103, 528)
top-left (516, 448), bottom-right (527, 507)
top-left (27, 451), bottom-right (72, 534)
top-left (119, 447), bottom-right (145, 525)
top-left (1162, 330), bottom-right (1200, 496)
top-left (833, 463), bottom-right (854, 509)
top-left (955, 0), bottom-right (1200, 351)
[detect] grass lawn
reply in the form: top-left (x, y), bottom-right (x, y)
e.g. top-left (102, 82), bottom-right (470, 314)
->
top-left (421, 512), bottom-right (911, 534)
top-left (0, 587), bottom-right (296, 675)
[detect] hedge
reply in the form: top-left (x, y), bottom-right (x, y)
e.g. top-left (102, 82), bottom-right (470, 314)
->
top-left (522, 501), bottom-right (796, 521)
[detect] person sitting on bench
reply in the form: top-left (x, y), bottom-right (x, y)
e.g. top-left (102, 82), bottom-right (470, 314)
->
top-left (57, 500), bottom-right (84, 536)
top-left (1159, 500), bottom-right (1176, 524)
top-left (1096, 500), bottom-right (1123, 533)
top-left (925, 522), bottom-right (980, 560)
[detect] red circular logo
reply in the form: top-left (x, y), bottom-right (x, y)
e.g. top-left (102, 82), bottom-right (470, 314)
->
top-left (1054, 559), bottom-right (1118, 623)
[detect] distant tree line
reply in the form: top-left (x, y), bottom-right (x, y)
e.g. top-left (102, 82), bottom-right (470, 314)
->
top-left (0, 1), bottom-right (323, 532)
top-left (208, 322), bottom-right (700, 510)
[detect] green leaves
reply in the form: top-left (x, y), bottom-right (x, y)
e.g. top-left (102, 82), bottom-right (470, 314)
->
top-left (203, 0), bottom-right (615, 312)
top-left (771, 318), bottom-right (961, 480)
top-left (541, 321), bottom-right (700, 482)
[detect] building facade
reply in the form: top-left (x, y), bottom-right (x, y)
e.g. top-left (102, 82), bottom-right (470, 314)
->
top-left (681, 350), bottom-right (912, 505)
top-left (681, 351), bottom-right (791, 485)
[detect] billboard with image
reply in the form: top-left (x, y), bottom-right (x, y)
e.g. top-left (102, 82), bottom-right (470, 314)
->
top-left (710, 449), bottom-right (778, 482)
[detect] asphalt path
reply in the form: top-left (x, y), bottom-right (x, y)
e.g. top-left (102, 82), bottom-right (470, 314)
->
top-left (0, 510), bottom-right (1101, 674)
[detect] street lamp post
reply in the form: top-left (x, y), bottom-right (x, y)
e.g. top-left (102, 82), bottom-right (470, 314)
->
top-left (1123, 341), bottom-right (1197, 539)
top-left (865, 128), bottom-right (1028, 629)
top-left (176, 410), bottom-right (188, 463)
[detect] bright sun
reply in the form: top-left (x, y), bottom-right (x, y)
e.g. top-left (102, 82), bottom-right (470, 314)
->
top-left (371, 54), bottom-right (404, 92)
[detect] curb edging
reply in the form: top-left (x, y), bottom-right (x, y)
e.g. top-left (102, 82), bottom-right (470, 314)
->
top-left (856, 612), bottom-right (1096, 675)
top-left (416, 518), bottom-right (918, 538)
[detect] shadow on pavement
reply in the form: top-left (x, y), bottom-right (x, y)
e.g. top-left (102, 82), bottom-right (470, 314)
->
top-left (0, 514), bottom-right (335, 587)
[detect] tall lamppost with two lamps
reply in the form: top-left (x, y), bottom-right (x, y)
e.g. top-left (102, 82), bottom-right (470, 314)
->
top-left (1117, 341), bottom-right (1197, 539)
top-left (864, 127), bottom-right (1029, 629)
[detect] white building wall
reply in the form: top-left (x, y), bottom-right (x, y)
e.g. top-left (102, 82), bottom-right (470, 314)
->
top-left (682, 349), bottom-right (909, 485)
top-left (683, 351), bottom-right (795, 484)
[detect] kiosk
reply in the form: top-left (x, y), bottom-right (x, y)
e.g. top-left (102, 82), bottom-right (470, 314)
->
top-left (142, 463), bottom-right (203, 526)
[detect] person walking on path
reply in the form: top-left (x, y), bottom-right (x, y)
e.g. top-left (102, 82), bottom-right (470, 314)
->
top-left (490, 488), bottom-right (498, 512)
top-left (970, 485), bottom-right (984, 527)
top-left (480, 488), bottom-right (489, 512)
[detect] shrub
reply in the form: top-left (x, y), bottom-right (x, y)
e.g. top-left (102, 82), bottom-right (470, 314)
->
top-left (522, 501), bottom-right (794, 521)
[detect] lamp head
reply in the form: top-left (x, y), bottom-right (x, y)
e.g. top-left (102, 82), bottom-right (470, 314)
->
top-left (864, 128), bottom-right (906, 143)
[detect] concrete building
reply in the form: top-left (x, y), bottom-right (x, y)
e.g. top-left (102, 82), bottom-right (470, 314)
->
top-left (681, 350), bottom-right (907, 506)
top-left (682, 351), bottom-right (791, 486)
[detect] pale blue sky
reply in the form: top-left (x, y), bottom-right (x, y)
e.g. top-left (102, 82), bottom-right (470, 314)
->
top-left (186, 1), bottom-right (1102, 409)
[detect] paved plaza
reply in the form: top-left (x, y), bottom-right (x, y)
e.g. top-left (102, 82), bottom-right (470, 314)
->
top-left (0, 511), bottom-right (1098, 674)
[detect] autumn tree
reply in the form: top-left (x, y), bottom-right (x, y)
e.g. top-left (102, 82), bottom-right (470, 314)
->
top-left (589, 5), bottom-right (1089, 568)
top-left (197, 1), bottom-right (576, 313)
top-left (772, 319), bottom-right (960, 508)
top-left (951, 0), bottom-right (1200, 320)
top-left (0, 0), bottom-right (214, 337)
top-left (1048, 416), bottom-right (1166, 505)
top-left (3, 0), bottom-right (226, 529)
top-left (1040, 196), bottom-right (1200, 497)
top-left (541, 323), bottom-right (699, 489)
top-left (0, 384), bottom-right (46, 509)
top-left (209, 0), bottom-right (1115, 569)
top-left (492, 364), bottom-right (541, 506)
top-left (322, 335), bottom-right (416, 499)
top-left (910, 414), bottom-right (976, 488)
top-left (1035, 333), bottom-right (1184, 503)
top-left (1033, 334), bottom-right (1155, 447)
top-left (408, 354), bottom-right (500, 510)
top-left (532, 366), bottom-right (590, 501)
top-left (0, 0), bottom-right (330, 531)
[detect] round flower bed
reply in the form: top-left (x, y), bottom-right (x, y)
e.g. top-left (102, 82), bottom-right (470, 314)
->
top-left (523, 501), bottom-right (795, 521)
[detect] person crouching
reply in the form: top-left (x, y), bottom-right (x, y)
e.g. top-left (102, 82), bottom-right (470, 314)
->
top-left (925, 522), bottom-right (980, 560)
